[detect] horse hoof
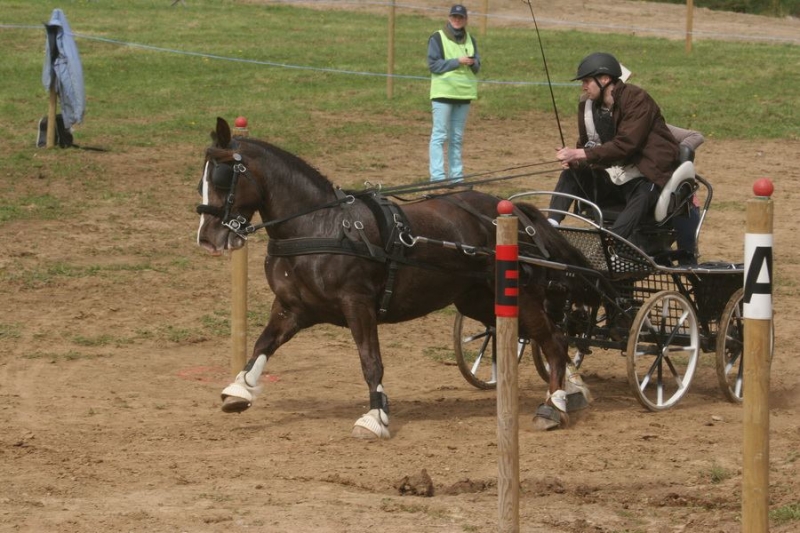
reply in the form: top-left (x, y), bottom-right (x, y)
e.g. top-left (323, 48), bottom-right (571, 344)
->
top-left (566, 391), bottom-right (590, 412)
top-left (532, 404), bottom-right (568, 431)
top-left (352, 412), bottom-right (391, 440)
top-left (351, 425), bottom-right (381, 440)
top-left (221, 395), bottom-right (251, 413)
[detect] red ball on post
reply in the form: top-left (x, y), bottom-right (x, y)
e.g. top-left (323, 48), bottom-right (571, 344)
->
top-left (497, 199), bottom-right (514, 216)
top-left (753, 178), bottom-right (774, 198)
top-left (234, 116), bottom-right (248, 128)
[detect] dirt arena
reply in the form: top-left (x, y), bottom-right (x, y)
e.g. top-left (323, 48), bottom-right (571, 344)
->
top-left (2, 2), bottom-right (799, 532)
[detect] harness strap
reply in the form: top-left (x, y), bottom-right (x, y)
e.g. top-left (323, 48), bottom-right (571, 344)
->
top-left (434, 194), bottom-right (551, 259)
top-left (267, 238), bottom-right (489, 277)
top-left (358, 192), bottom-right (412, 318)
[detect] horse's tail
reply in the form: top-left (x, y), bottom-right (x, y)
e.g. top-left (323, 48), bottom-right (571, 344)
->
top-left (512, 201), bottom-right (600, 309)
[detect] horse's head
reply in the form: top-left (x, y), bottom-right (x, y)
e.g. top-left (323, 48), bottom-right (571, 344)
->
top-left (196, 117), bottom-right (262, 255)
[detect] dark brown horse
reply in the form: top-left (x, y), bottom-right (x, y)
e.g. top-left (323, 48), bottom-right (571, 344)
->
top-left (196, 117), bottom-right (594, 438)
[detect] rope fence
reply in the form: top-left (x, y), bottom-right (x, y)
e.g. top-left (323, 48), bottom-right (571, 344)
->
top-left (2, 0), bottom-right (797, 87)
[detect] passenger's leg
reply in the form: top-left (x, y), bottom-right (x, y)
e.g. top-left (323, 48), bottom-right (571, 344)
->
top-left (672, 203), bottom-right (700, 263)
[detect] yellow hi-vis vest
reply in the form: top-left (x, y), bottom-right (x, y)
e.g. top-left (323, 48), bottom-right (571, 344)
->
top-left (430, 30), bottom-right (478, 101)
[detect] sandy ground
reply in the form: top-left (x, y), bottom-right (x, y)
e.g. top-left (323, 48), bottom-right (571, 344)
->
top-left (1, 2), bottom-right (799, 533)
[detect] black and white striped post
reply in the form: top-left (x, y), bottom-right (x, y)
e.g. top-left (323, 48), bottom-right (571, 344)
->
top-left (742, 177), bottom-right (774, 533)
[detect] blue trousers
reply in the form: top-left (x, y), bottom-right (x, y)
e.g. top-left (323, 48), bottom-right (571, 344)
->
top-left (429, 100), bottom-right (470, 182)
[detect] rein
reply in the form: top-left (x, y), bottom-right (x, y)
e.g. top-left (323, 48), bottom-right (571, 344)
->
top-left (198, 153), bottom-right (562, 238)
top-left (360, 160), bottom-right (562, 199)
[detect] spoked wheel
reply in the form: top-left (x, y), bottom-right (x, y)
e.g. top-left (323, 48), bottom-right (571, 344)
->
top-left (626, 290), bottom-right (700, 411)
top-left (715, 288), bottom-right (774, 403)
top-left (453, 312), bottom-right (539, 389)
top-left (716, 288), bottom-right (744, 403)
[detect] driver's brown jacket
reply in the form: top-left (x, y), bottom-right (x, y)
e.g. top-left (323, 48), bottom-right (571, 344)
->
top-left (578, 81), bottom-right (679, 188)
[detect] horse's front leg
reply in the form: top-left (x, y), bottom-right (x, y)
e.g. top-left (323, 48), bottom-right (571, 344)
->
top-left (343, 302), bottom-right (390, 440)
top-left (522, 303), bottom-right (591, 430)
top-left (221, 299), bottom-right (300, 413)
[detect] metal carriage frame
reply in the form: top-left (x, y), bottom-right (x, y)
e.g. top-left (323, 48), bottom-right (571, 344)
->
top-left (453, 186), bottom-right (747, 411)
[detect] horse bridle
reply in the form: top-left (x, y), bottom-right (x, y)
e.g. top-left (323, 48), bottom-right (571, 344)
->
top-left (196, 152), bottom-right (356, 238)
top-left (196, 153), bottom-right (253, 235)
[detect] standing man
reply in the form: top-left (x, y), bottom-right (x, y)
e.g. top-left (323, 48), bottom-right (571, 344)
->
top-left (548, 52), bottom-right (679, 241)
top-left (427, 4), bottom-right (480, 182)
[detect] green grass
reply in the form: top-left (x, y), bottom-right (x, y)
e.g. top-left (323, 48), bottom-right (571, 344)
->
top-left (0, 194), bottom-right (64, 223)
top-left (0, 323), bottom-right (22, 340)
top-left (771, 502), bottom-right (800, 525)
top-left (708, 463), bottom-right (734, 484)
top-left (0, 0), bottom-right (797, 168)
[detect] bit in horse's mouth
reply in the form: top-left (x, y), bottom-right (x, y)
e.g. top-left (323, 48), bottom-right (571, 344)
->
top-left (227, 233), bottom-right (246, 251)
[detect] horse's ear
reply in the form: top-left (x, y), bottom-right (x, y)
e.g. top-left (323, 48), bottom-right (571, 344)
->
top-left (214, 117), bottom-right (232, 148)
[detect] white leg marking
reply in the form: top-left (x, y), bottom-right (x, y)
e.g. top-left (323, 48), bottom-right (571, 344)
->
top-left (245, 354), bottom-right (267, 388)
top-left (547, 389), bottom-right (568, 413)
top-left (221, 355), bottom-right (266, 404)
top-left (565, 363), bottom-right (593, 403)
top-left (196, 161), bottom-right (210, 245)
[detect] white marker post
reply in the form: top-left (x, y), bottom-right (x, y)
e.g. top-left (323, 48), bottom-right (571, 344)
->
top-left (742, 177), bottom-right (774, 533)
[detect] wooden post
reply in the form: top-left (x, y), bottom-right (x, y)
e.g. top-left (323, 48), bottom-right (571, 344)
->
top-left (479, 0), bottom-right (489, 36)
top-left (47, 82), bottom-right (57, 149)
top-left (685, 0), bottom-right (694, 54)
top-left (742, 178), bottom-right (774, 533)
top-left (495, 200), bottom-right (519, 533)
top-left (231, 246), bottom-right (248, 377)
top-left (230, 117), bottom-right (250, 377)
top-left (387, 0), bottom-right (396, 99)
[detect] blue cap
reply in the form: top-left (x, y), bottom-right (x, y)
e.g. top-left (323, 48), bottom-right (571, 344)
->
top-left (449, 4), bottom-right (467, 17)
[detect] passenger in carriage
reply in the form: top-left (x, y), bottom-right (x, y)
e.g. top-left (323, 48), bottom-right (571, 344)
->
top-left (546, 52), bottom-right (688, 249)
top-left (664, 124), bottom-right (704, 259)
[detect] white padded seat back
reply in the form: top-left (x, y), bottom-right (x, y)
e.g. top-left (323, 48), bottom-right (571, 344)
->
top-left (655, 161), bottom-right (695, 222)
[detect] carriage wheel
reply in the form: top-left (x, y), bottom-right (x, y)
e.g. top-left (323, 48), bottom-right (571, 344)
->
top-left (716, 288), bottom-right (744, 403)
top-left (453, 312), bottom-right (539, 389)
top-left (626, 290), bottom-right (700, 411)
top-left (715, 288), bottom-right (774, 403)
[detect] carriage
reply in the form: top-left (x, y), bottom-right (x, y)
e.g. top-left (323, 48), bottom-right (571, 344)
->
top-left (453, 169), bottom-right (747, 411)
top-left (197, 117), bottom-right (748, 438)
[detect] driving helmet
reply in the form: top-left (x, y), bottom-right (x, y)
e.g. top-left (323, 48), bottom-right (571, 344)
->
top-left (572, 53), bottom-right (622, 81)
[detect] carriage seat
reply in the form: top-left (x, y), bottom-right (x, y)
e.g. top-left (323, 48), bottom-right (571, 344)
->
top-left (578, 147), bottom-right (698, 260)
top-left (587, 146), bottom-right (697, 228)
top-left (654, 160), bottom-right (695, 223)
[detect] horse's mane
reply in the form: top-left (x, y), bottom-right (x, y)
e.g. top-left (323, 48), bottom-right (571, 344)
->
top-left (245, 138), bottom-right (335, 193)
top-left (206, 138), bottom-right (335, 194)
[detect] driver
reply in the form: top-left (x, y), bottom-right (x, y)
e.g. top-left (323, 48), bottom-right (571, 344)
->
top-left (547, 52), bottom-right (680, 242)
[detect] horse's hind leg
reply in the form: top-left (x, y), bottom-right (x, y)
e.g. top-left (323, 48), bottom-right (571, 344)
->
top-left (221, 299), bottom-right (301, 413)
top-left (343, 302), bottom-right (390, 440)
